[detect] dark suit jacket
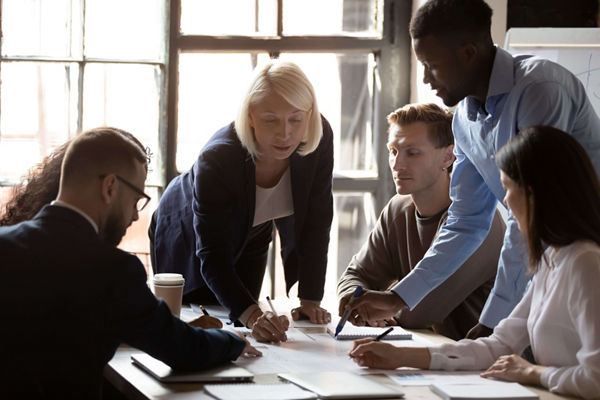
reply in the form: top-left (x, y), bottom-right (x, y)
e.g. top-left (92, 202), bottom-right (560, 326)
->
top-left (0, 205), bottom-right (245, 399)
top-left (154, 119), bottom-right (334, 321)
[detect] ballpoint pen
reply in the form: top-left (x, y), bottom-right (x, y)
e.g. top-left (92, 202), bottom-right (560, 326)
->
top-left (335, 285), bottom-right (363, 337)
top-left (199, 305), bottom-right (210, 316)
top-left (374, 327), bottom-right (393, 342)
top-left (266, 296), bottom-right (279, 317)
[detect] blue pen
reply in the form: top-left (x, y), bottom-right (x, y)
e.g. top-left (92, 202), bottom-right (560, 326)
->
top-left (335, 285), bottom-right (363, 337)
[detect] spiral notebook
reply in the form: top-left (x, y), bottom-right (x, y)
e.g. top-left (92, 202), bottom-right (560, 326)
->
top-left (327, 324), bottom-right (412, 340)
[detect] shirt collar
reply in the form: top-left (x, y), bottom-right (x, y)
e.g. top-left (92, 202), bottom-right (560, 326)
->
top-left (487, 47), bottom-right (514, 99)
top-left (51, 200), bottom-right (99, 234)
top-left (464, 46), bottom-right (515, 120)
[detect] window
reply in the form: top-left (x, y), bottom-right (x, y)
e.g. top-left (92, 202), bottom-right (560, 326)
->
top-left (0, 0), bottom-right (168, 272)
top-left (171, 0), bottom-right (411, 302)
top-left (0, 0), bottom-right (412, 302)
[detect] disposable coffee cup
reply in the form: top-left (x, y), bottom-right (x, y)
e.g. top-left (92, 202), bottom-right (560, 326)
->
top-left (152, 273), bottom-right (185, 317)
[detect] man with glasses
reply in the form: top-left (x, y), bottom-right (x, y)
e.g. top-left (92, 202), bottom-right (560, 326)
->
top-left (0, 127), bottom-right (260, 399)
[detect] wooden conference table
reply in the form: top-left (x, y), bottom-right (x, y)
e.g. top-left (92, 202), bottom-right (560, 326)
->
top-left (104, 305), bottom-right (575, 400)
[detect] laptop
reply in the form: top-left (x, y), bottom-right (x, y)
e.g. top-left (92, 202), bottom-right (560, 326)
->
top-left (131, 353), bottom-right (254, 383)
top-left (278, 371), bottom-right (404, 399)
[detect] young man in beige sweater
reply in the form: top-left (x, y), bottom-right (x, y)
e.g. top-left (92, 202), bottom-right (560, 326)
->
top-left (337, 103), bottom-right (505, 340)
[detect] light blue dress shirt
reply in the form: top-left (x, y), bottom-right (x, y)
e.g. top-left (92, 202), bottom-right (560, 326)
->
top-left (393, 47), bottom-right (600, 327)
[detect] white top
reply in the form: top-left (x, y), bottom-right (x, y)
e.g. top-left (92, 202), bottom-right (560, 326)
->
top-left (428, 240), bottom-right (600, 399)
top-left (253, 168), bottom-right (293, 227)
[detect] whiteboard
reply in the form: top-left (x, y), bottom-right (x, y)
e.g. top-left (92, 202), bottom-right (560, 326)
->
top-left (504, 28), bottom-right (600, 116)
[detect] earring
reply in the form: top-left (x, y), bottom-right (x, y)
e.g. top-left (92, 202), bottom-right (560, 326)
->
top-left (442, 167), bottom-right (446, 171)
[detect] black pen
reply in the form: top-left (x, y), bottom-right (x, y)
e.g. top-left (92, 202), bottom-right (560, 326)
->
top-left (200, 305), bottom-right (210, 316)
top-left (374, 327), bottom-right (394, 342)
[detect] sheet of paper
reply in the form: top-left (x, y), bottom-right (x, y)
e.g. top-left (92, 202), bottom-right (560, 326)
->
top-left (235, 329), bottom-right (366, 375)
top-left (235, 327), bottom-right (432, 376)
top-left (388, 370), bottom-right (497, 386)
top-left (204, 383), bottom-right (317, 400)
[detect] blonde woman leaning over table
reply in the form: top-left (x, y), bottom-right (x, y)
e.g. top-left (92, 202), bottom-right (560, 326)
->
top-left (350, 126), bottom-right (600, 399)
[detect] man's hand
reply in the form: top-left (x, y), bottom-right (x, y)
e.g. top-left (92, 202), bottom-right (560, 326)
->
top-left (232, 331), bottom-right (263, 358)
top-left (481, 354), bottom-right (545, 385)
top-left (188, 315), bottom-right (223, 329)
top-left (346, 289), bottom-right (407, 323)
top-left (349, 338), bottom-right (430, 370)
top-left (466, 322), bottom-right (493, 339)
top-left (338, 293), bottom-right (361, 325)
top-left (249, 310), bottom-right (290, 343)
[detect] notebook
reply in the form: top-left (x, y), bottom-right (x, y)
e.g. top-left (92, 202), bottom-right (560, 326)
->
top-left (430, 382), bottom-right (539, 400)
top-left (204, 383), bottom-right (318, 400)
top-left (327, 324), bottom-right (412, 340)
top-left (130, 353), bottom-right (254, 383)
top-left (278, 371), bottom-right (404, 399)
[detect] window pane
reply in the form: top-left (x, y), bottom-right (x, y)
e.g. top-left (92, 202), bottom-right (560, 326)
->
top-left (85, 0), bottom-right (166, 61)
top-left (181, 0), bottom-right (277, 36)
top-left (0, 62), bottom-right (77, 182)
top-left (283, 0), bottom-right (381, 36)
top-left (82, 64), bottom-right (161, 184)
top-left (279, 53), bottom-right (375, 172)
top-left (1, 0), bottom-right (81, 58)
top-left (177, 53), bottom-right (270, 171)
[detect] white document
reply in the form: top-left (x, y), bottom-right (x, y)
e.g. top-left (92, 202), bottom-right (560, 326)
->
top-left (430, 382), bottom-right (538, 400)
top-left (204, 383), bottom-right (317, 400)
top-left (389, 370), bottom-right (495, 386)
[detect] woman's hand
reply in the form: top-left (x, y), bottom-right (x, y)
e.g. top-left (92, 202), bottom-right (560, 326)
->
top-left (291, 301), bottom-right (331, 325)
top-left (481, 354), bottom-right (546, 385)
top-left (349, 338), bottom-right (430, 370)
top-left (187, 315), bottom-right (223, 329)
top-left (250, 310), bottom-right (290, 343)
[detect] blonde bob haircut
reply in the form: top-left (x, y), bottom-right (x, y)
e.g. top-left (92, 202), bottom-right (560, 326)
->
top-left (235, 60), bottom-right (323, 159)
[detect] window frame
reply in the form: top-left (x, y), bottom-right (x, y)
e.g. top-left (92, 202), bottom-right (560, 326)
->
top-left (164, 0), bottom-right (412, 285)
top-left (0, 0), bottom-right (170, 189)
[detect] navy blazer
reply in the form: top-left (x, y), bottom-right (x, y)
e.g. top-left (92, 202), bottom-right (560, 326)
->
top-left (154, 118), bottom-right (334, 321)
top-left (0, 206), bottom-right (245, 399)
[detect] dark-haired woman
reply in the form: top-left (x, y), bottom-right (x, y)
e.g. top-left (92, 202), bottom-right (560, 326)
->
top-left (349, 126), bottom-right (600, 399)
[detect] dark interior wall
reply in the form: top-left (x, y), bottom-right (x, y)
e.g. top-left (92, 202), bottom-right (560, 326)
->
top-left (507, 0), bottom-right (599, 28)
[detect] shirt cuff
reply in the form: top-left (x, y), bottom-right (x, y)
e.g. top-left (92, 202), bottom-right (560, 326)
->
top-left (238, 304), bottom-right (261, 328)
top-left (479, 291), bottom-right (518, 328)
top-left (540, 366), bottom-right (556, 390)
top-left (391, 273), bottom-right (432, 310)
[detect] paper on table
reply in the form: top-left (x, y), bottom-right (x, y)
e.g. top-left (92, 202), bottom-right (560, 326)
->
top-left (235, 329), bottom-right (365, 375)
top-left (389, 370), bottom-right (495, 386)
top-left (204, 383), bottom-right (317, 400)
top-left (430, 382), bottom-right (538, 399)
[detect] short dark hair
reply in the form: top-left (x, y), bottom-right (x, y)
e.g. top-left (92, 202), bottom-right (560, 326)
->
top-left (496, 126), bottom-right (600, 271)
top-left (387, 103), bottom-right (454, 172)
top-left (410, 0), bottom-right (493, 42)
top-left (61, 127), bottom-right (149, 187)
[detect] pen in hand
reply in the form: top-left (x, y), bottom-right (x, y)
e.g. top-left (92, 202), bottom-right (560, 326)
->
top-left (265, 296), bottom-right (288, 342)
top-left (374, 326), bottom-right (393, 342)
top-left (199, 305), bottom-right (210, 316)
top-left (265, 296), bottom-right (279, 317)
top-left (335, 285), bottom-right (363, 337)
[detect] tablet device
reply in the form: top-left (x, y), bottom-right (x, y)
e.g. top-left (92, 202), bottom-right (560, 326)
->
top-left (131, 353), bottom-right (254, 383)
top-left (278, 371), bottom-right (404, 399)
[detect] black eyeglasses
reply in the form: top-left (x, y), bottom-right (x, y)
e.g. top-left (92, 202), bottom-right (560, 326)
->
top-left (99, 174), bottom-right (151, 212)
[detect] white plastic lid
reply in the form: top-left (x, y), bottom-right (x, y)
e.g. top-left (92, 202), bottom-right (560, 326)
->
top-left (153, 273), bottom-right (185, 286)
